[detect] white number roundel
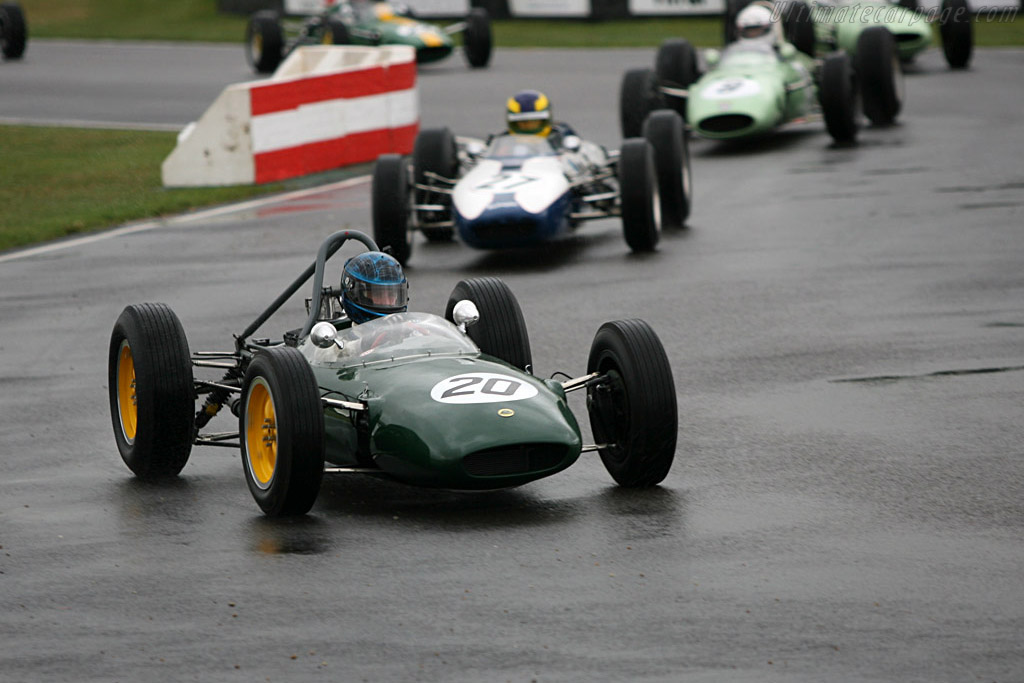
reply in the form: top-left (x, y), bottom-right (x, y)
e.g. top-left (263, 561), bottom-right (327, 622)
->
top-left (703, 78), bottom-right (761, 100)
top-left (430, 372), bottom-right (538, 404)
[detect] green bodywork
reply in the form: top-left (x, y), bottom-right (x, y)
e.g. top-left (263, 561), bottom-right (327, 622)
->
top-left (687, 41), bottom-right (818, 140)
top-left (811, 0), bottom-right (932, 60)
top-left (326, 2), bottom-right (455, 63)
top-left (301, 312), bottom-right (582, 490)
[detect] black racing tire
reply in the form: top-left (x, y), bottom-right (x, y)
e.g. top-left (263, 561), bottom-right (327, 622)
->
top-left (855, 26), bottom-right (903, 125)
top-left (618, 138), bottom-right (661, 252)
top-left (939, 0), bottom-right (973, 69)
top-left (782, 0), bottom-right (817, 57)
top-left (240, 347), bottom-right (325, 517)
top-left (587, 319), bottom-right (677, 488)
top-left (463, 7), bottom-right (492, 68)
top-left (898, 0), bottom-right (921, 11)
top-left (108, 303), bottom-right (195, 480)
top-left (642, 109), bottom-right (691, 229)
top-left (324, 16), bottom-right (351, 45)
top-left (413, 127), bottom-right (458, 242)
top-left (444, 277), bottom-right (532, 373)
top-left (0, 1), bottom-right (27, 60)
top-left (820, 52), bottom-right (859, 144)
top-left (372, 154), bottom-right (413, 266)
top-left (723, 0), bottom-right (753, 45)
top-left (655, 38), bottom-right (699, 119)
top-left (620, 68), bottom-right (665, 140)
top-left (246, 10), bottom-right (284, 74)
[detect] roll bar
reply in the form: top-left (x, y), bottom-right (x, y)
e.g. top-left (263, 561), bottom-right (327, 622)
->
top-left (235, 230), bottom-right (379, 350)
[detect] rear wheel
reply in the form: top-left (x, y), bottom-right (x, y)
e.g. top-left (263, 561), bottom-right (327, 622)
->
top-left (723, 0), bottom-right (752, 45)
top-left (820, 52), bottom-right (859, 144)
top-left (642, 110), bottom-right (691, 229)
top-left (444, 277), bottom-right (532, 373)
top-left (587, 320), bottom-right (677, 487)
top-left (939, 0), bottom-right (973, 69)
top-left (241, 347), bottom-right (325, 517)
top-left (372, 154), bottom-right (413, 266)
top-left (108, 304), bottom-right (195, 480)
top-left (323, 16), bottom-right (351, 45)
top-left (783, 1), bottom-right (816, 57)
top-left (463, 8), bottom-right (492, 68)
top-left (413, 128), bottom-right (457, 242)
top-left (855, 26), bottom-right (903, 125)
top-left (0, 1), bottom-right (27, 60)
top-left (655, 39), bottom-right (699, 119)
top-left (619, 68), bottom-right (665, 139)
top-left (245, 10), bottom-right (284, 74)
top-left (619, 138), bottom-right (661, 252)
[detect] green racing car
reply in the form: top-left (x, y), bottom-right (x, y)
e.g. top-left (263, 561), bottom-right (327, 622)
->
top-left (108, 231), bottom-right (678, 516)
top-left (245, 0), bottom-right (492, 73)
top-left (620, 1), bottom-right (905, 145)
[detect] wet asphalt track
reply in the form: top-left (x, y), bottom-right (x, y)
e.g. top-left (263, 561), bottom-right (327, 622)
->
top-left (1, 40), bottom-right (1023, 682)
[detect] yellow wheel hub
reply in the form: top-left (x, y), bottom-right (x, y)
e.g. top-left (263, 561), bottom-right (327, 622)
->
top-left (116, 341), bottom-right (138, 443)
top-left (246, 380), bottom-right (278, 489)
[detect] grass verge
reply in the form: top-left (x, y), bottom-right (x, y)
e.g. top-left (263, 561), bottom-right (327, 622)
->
top-left (0, 126), bottom-right (286, 252)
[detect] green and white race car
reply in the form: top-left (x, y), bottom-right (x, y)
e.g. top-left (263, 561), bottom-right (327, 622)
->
top-left (245, 0), bottom-right (491, 73)
top-left (108, 231), bottom-right (678, 516)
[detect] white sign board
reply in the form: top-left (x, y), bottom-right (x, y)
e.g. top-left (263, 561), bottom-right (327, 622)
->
top-left (629, 0), bottom-right (724, 14)
top-left (509, 0), bottom-right (590, 17)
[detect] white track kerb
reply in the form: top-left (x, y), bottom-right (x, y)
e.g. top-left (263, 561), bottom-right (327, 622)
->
top-left (162, 45), bottom-right (419, 187)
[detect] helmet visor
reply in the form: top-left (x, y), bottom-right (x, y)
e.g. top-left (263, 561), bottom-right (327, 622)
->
top-left (347, 279), bottom-right (408, 312)
top-left (508, 110), bottom-right (550, 135)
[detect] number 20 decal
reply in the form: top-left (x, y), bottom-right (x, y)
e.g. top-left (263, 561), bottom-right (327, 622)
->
top-left (430, 372), bottom-right (539, 404)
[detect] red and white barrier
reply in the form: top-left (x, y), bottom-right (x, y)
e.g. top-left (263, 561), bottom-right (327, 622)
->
top-left (162, 45), bottom-right (418, 187)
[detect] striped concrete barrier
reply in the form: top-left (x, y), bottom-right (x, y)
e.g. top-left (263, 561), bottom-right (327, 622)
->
top-left (162, 45), bottom-right (418, 187)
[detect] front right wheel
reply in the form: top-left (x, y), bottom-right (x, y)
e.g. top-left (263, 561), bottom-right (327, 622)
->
top-left (241, 347), bottom-right (325, 517)
top-left (587, 320), bottom-right (677, 487)
top-left (618, 138), bottom-right (661, 252)
top-left (372, 154), bottom-right (413, 266)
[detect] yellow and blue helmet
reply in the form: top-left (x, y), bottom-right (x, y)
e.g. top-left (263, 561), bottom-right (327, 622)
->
top-left (506, 90), bottom-right (552, 137)
top-left (341, 251), bottom-right (408, 324)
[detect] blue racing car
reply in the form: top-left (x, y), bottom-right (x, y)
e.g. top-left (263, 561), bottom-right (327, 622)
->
top-left (371, 113), bottom-right (691, 264)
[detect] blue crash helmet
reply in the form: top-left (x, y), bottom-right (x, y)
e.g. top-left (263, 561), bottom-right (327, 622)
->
top-left (341, 251), bottom-right (409, 324)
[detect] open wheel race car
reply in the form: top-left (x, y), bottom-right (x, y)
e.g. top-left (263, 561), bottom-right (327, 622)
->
top-left (372, 110), bottom-right (692, 265)
top-left (725, 0), bottom-right (974, 69)
top-left (621, 14), bottom-right (903, 145)
top-left (245, 0), bottom-right (491, 74)
top-left (108, 231), bottom-right (679, 516)
top-left (0, 1), bottom-right (27, 61)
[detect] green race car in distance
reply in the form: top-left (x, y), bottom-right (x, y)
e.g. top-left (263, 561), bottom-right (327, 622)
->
top-left (620, 25), bottom-right (902, 146)
top-left (245, 0), bottom-right (492, 74)
top-left (725, 0), bottom-right (973, 69)
top-left (108, 231), bottom-right (678, 516)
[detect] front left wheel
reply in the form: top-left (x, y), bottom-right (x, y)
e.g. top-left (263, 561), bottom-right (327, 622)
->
top-left (619, 68), bottom-right (665, 139)
top-left (587, 320), bottom-right (677, 487)
top-left (108, 303), bottom-right (195, 480)
top-left (241, 347), bottom-right (325, 517)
